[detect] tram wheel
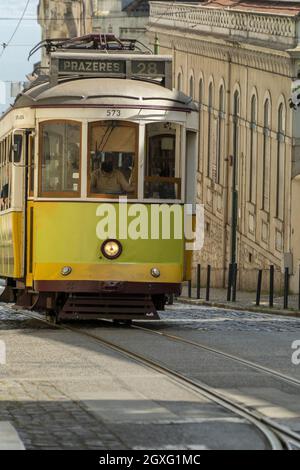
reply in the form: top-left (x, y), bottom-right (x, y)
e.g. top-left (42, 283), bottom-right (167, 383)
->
top-left (46, 312), bottom-right (60, 325)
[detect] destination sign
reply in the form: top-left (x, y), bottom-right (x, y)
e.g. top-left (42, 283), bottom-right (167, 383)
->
top-left (51, 54), bottom-right (172, 88)
top-left (58, 59), bottom-right (125, 74)
top-left (57, 58), bottom-right (166, 77)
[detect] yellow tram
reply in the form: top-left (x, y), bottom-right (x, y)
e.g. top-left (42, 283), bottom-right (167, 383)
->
top-left (0, 35), bottom-right (198, 322)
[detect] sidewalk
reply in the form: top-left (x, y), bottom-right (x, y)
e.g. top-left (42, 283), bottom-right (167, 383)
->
top-left (178, 284), bottom-right (300, 318)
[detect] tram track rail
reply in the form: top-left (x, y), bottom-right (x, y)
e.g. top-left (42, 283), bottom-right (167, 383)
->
top-left (11, 308), bottom-right (300, 450)
top-left (131, 323), bottom-right (300, 388)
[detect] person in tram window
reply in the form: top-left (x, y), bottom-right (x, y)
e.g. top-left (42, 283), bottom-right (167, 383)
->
top-left (119, 154), bottom-right (133, 182)
top-left (91, 154), bottom-right (134, 195)
top-left (0, 182), bottom-right (9, 210)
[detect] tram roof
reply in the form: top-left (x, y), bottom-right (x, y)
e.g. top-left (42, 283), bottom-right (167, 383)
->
top-left (12, 77), bottom-right (197, 112)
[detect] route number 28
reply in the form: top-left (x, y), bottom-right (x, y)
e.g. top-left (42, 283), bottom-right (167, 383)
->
top-left (136, 62), bottom-right (158, 75)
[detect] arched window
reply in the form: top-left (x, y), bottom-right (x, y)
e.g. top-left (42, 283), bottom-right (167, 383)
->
top-left (216, 84), bottom-right (224, 184)
top-left (249, 95), bottom-right (257, 202)
top-left (207, 82), bottom-right (213, 178)
top-left (198, 78), bottom-right (203, 172)
top-left (276, 103), bottom-right (285, 219)
top-left (177, 72), bottom-right (182, 92)
top-left (233, 90), bottom-right (240, 190)
top-left (262, 98), bottom-right (271, 211)
top-left (189, 75), bottom-right (194, 99)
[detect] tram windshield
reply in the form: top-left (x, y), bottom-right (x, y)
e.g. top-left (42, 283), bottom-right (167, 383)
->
top-left (38, 119), bottom-right (182, 200)
top-left (88, 121), bottom-right (137, 197)
top-left (40, 121), bottom-right (81, 196)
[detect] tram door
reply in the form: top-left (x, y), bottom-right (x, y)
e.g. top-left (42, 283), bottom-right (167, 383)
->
top-left (11, 129), bottom-right (35, 279)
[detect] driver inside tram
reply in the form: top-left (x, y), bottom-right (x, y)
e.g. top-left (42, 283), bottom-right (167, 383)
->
top-left (90, 154), bottom-right (134, 195)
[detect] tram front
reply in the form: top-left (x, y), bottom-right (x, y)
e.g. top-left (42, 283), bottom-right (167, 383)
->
top-left (4, 41), bottom-right (199, 322)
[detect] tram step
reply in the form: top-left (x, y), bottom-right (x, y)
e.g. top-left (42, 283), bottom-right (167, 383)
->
top-left (59, 294), bottom-right (159, 321)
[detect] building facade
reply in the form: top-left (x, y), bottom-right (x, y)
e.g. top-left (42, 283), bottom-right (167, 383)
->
top-left (92, 1), bottom-right (193, 46)
top-left (92, 1), bottom-right (149, 45)
top-left (148, 0), bottom-right (300, 292)
top-left (38, 0), bottom-right (93, 39)
top-left (38, 0), bottom-right (94, 66)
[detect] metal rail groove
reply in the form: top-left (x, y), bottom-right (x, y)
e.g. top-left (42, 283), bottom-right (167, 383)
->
top-left (131, 324), bottom-right (300, 388)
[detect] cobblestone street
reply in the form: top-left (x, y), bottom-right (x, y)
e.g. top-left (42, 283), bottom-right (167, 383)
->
top-left (0, 308), bottom-right (124, 449)
top-left (0, 384), bottom-right (123, 450)
top-left (1, 302), bottom-right (300, 449)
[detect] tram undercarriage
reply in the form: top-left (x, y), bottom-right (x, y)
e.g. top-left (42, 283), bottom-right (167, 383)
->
top-left (0, 281), bottom-right (181, 322)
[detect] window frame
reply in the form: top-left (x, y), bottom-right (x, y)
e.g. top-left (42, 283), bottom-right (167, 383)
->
top-left (233, 89), bottom-right (240, 191)
top-left (198, 78), bottom-right (203, 172)
top-left (276, 103), bottom-right (285, 220)
top-left (144, 122), bottom-right (182, 201)
top-left (207, 82), bottom-right (213, 178)
top-left (28, 133), bottom-right (35, 197)
top-left (87, 120), bottom-right (139, 200)
top-left (216, 84), bottom-right (224, 184)
top-left (262, 99), bottom-right (271, 212)
top-left (38, 119), bottom-right (82, 198)
top-left (189, 74), bottom-right (194, 100)
top-left (0, 134), bottom-right (12, 212)
top-left (249, 94), bottom-right (257, 203)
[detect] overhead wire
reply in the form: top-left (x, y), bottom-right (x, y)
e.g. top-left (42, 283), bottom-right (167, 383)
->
top-left (0, 0), bottom-right (31, 58)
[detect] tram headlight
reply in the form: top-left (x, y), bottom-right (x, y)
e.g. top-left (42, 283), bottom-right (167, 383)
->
top-left (101, 239), bottom-right (122, 259)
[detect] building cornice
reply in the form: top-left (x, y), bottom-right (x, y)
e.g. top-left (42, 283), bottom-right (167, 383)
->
top-left (148, 26), bottom-right (293, 77)
top-left (149, 2), bottom-right (300, 49)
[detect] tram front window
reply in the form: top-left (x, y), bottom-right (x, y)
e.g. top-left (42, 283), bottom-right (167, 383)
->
top-left (40, 121), bottom-right (81, 196)
top-left (88, 121), bottom-right (137, 197)
top-left (144, 122), bottom-right (181, 200)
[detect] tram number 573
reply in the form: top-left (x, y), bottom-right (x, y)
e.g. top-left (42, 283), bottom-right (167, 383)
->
top-left (106, 109), bottom-right (121, 117)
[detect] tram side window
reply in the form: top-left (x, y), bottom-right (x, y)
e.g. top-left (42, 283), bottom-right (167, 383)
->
top-left (39, 121), bottom-right (81, 196)
top-left (88, 121), bottom-right (137, 197)
top-left (0, 136), bottom-right (12, 211)
top-left (144, 123), bottom-right (181, 200)
top-left (12, 134), bottom-right (23, 163)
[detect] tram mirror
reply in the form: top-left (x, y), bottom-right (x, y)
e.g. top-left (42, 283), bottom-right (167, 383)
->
top-left (11, 134), bottom-right (23, 164)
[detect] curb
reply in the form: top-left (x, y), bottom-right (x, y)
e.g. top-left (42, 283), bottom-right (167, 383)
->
top-left (177, 297), bottom-right (300, 319)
